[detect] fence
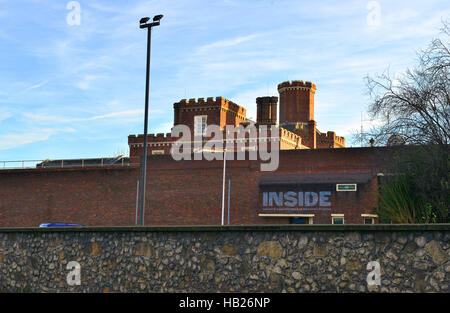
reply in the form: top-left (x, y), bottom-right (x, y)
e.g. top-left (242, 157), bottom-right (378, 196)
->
top-left (0, 157), bottom-right (130, 170)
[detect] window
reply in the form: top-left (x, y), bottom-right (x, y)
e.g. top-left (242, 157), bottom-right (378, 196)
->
top-left (194, 115), bottom-right (207, 136)
top-left (361, 214), bottom-right (378, 224)
top-left (289, 217), bottom-right (313, 224)
top-left (290, 217), bottom-right (307, 224)
top-left (259, 214), bottom-right (314, 223)
top-left (331, 214), bottom-right (345, 224)
top-left (332, 217), bottom-right (344, 224)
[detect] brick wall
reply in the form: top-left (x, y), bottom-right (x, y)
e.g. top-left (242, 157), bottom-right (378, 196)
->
top-left (0, 167), bottom-right (139, 227)
top-left (0, 148), bottom-right (389, 227)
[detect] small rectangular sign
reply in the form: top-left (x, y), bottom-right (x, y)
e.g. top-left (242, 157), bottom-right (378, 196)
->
top-left (336, 184), bottom-right (357, 191)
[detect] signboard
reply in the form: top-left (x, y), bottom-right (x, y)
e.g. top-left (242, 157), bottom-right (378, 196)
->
top-left (261, 190), bottom-right (333, 213)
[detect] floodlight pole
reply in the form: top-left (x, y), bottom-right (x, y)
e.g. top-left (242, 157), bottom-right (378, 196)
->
top-left (140, 26), bottom-right (152, 226)
top-left (139, 16), bottom-right (162, 226)
top-left (227, 179), bottom-right (231, 225)
top-left (221, 149), bottom-right (227, 226)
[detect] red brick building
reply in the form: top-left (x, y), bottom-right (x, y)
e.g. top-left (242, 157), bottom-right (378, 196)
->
top-left (0, 80), bottom-right (386, 227)
top-left (0, 147), bottom-right (386, 227)
top-left (128, 81), bottom-right (345, 164)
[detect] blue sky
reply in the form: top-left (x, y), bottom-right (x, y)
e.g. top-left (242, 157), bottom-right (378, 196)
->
top-left (0, 0), bottom-right (448, 161)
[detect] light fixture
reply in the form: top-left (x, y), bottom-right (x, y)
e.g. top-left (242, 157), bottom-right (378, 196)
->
top-left (139, 17), bottom-right (150, 24)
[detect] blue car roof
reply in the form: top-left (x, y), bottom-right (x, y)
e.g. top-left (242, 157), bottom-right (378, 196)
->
top-left (39, 222), bottom-right (85, 227)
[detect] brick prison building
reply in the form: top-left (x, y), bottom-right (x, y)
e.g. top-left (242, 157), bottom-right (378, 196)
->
top-left (128, 80), bottom-right (345, 163)
top-left (0, 80), bottom-right (386, 227)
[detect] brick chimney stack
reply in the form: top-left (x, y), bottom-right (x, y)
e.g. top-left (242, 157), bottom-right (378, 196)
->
top-left (256, 96), bottom-right (278, 125)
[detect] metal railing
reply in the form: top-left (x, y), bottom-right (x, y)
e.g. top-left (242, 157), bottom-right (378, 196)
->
top-left (1, 160), bottom-right (44, 169)
top-left (0, 157), bottom-right (130, 170)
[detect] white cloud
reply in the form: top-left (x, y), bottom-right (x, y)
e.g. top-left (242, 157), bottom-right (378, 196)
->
top-left (0, 127), bottom-right (75, 151)
top-left (75, 75), bottom-right (106, 90)
top-left (232, 86), bottom-right (278, 121)
top-left (154, 121), bottom-right (174, 134)
top-left (195, 34), bottom-right (262, 55)
top-left (21, 113), bottom-right (73, 124)
top-left (22, 108), bottom-right (163, 124)
top-left (23, 80), bottom-right (48, 92)
top-left (323, 115), bottom-right (385, 139)
top-left (87, 109), bottom-right (144, 120)
top-left (0, 108), bottom-right (12, 122)
top-left (392, 70), bottom-right (407, 87)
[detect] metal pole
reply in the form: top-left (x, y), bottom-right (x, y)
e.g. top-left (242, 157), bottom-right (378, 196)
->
top-left (227, 179), bottom-right (231, 225)
top-left (140, 26), bottom-right (152, 226)
top-left (221, 149), bottom-right (226, 225)
top-left (135, 180), bottom-right (139, 225)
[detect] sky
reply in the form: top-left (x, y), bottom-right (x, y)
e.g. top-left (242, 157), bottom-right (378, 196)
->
top-left (0, 0), bottom-right (449, 162)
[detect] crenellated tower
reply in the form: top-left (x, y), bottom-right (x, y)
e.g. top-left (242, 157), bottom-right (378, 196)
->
top-left (129, 79), bottom-right (344, 162)
top-left (277, 80), bottom-right (316, 126)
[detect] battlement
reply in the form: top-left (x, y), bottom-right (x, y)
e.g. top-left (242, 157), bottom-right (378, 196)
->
top-left (316, 131), bottom-right (345, 146)
top-left (130, 79), bottom-right (344, 154)
top-left (128, 133), bottom-right (176, 144)
top-left (174, 97), bottom-right (217, 107)
top-left (256, 96), bottom-right (278, 103)
top-left (277, 80), bottom-right (316, 92)
top-left (280, 127), bottom-right (302, 144)
top-left (174, 97), bottom-right (246, 115)
top-left (223, 98), bottom-right (246, 115)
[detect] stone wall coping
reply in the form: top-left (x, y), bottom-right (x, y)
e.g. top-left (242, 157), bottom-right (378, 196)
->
top-left (0, 224), bottom-right (448, 233)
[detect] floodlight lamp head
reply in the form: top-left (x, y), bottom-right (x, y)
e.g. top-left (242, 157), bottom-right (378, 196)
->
top-left (153, 14), bottom-right (163, 21)
top-left (140, 17), bottom-right (150, 24)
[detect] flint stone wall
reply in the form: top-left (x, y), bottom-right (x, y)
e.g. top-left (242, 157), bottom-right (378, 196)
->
top-left (0, 225), bottom-right (449, 293)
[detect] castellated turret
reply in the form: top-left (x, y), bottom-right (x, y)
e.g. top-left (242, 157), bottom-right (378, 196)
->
top-left (277, 80), bottom-right (316, 125)
top-left (256, 96), bottom-right (278, 125)
top-left (130, 79), bottom-right (344, 161)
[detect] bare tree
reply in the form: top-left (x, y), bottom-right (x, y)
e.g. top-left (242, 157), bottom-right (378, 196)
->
top-left (364, 20), bottom-right (449, 147)
top-left (362, 20), bottom-right (449, 223)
